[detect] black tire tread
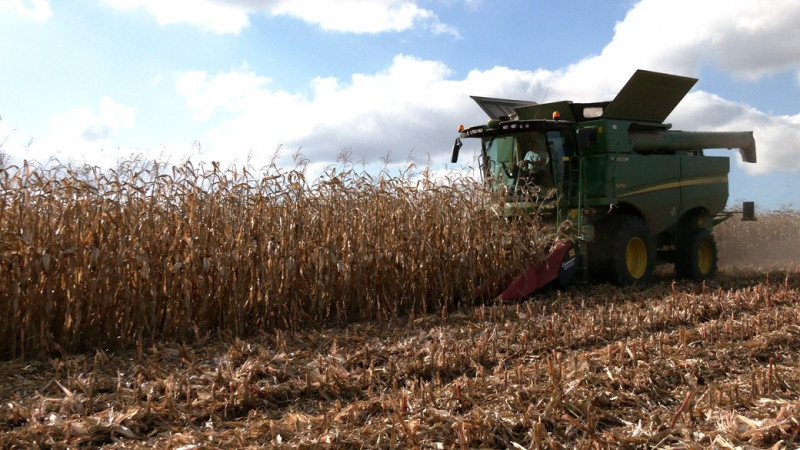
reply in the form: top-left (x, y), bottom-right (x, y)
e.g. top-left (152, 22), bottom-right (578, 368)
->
top-left (589, 215), bottom-right (656, 286)
top-left (675, 228), bottom-right (718, 280)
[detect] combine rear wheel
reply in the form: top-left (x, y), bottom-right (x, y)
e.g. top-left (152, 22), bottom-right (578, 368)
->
top-left (675, 228), bottom-right (718, 280)
top-left (591, 216), bottom-right (656, 286)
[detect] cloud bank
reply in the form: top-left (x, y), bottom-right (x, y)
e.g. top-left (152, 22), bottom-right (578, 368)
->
top-left (5, 0), bottom-right (800, 176)
top-left (0, 0), bottom-right (51, 22)
top-left (166, 0), bottom-right (800, 174)
top-left (7, 97), bottom-right (137, 167)
top-left (101, 0), bottom-right (456, 35)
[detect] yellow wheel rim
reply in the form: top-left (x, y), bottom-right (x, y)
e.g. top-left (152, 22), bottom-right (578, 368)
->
top-left (625, 237), bottom-right (648, 279)
top-left (697, 241), bottom-right (713, 275)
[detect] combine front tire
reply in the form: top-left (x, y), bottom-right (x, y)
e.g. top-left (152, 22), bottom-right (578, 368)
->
top-left (675, 228), bottom-right (718, 280)
top-left (592, 216), bottom-right (656, 286)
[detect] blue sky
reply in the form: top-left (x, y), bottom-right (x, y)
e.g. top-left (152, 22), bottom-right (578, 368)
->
top-left (1, 0), bottom-right (799, 209)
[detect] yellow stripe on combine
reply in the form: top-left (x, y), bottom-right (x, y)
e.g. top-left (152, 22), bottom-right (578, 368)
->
top-left (618, 176), bottom-right (727, 197)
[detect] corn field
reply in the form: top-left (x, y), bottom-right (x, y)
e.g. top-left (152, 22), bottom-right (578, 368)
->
top-left (0, 158), bottom-right (552, 359)
top-left (2, 158), bottom-right (800, 447)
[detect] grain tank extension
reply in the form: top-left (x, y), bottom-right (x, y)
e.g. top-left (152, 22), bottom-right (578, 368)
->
top-left (451, 70), bottom-right (756, 299)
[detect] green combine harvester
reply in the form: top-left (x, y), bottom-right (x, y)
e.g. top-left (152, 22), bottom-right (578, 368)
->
top-left (450, 70), bottom-right (757, 299)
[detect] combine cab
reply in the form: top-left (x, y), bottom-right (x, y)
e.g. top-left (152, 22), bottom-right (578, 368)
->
top-left (451, 70), bottom-right (757, 300)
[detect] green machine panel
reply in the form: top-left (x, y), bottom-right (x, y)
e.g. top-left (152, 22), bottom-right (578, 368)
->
top-left (613, 154), bottom-right (682, 234)
top-left (680, 155), bottom-right (729, 219)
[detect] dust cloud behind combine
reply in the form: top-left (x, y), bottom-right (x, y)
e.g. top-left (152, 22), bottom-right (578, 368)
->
top-left (715, 209), bottom-right (800, 270)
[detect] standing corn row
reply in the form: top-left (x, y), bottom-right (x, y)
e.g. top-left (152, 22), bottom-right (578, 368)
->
top-left (0, 158), bottom-right (549, 358)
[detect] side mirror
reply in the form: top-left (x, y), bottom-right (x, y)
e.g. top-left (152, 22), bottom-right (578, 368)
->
top-left (450, 138), bottom-right (463, 163)
top-left (742, 201), bottom-right (756, 221)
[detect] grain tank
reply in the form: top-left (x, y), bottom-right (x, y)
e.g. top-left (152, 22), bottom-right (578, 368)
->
top-left (450, 70), bottom-right (756, 298)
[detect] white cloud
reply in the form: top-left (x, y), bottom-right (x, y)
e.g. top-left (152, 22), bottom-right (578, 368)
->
top-left (670, 92), bottom-right (800, 174)
top-left (462, 0), bottom-right (482, 11)
top-left (175, 66), bottom-right (278, 121)
top-left (175, 66), bottom-right (308, 166)
top-left (504, 0), bottom-right (800, 173)
top-left (0, 119), bottom-right (25, 163)
top-left (3, 97), bottom-right (137, 167)
top-left (598, 0), bottom-right (800, 81)
top-left (0, 0), bottom-right (51, 22)
top-left (173, 55), bottom-right (552, 168)
top-left (167, 0), bottom-right (800, 175)
top-left (102, 0), bottom-right (456, 35)
top-left (268, 0), bottom-right (454, 35)
top-left (103, 0), bottom-right (251, 34)
top-left (578, 0), bottom-right (800, 173)
top-left (7, 0), bottom-right (800, 178)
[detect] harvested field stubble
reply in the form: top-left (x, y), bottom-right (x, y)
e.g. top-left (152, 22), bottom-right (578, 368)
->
top-left (1, 272), bottom-right (799, 448)
top-left (0, 158), bottom-right (551, 358)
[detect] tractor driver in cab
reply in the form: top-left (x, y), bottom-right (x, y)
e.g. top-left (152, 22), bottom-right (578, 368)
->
top-left (518, 140), bottom-right (551, 189)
